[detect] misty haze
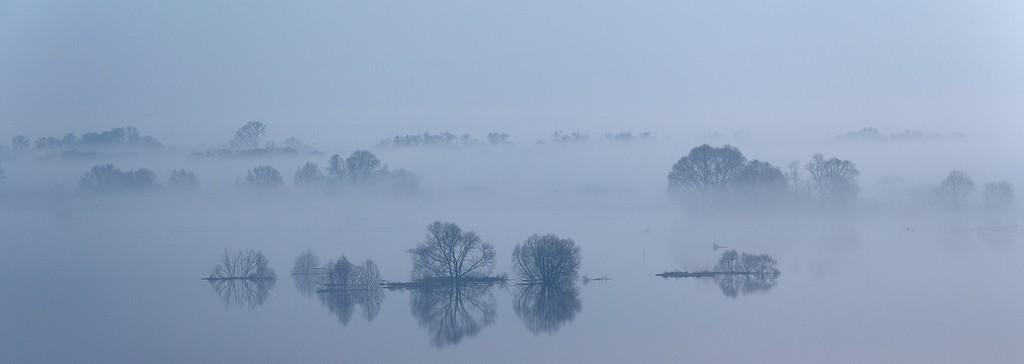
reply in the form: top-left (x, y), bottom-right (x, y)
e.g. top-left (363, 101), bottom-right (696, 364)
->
top-left (2, 1), bottom-right (1023, 363)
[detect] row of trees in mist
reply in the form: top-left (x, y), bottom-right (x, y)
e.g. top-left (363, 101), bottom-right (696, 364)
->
top-left (192, 121), bottom-right (318, 158)
top-left (5, 127), bottom-right (163, 153)
top-left (71, 150), bottom-right (416, 194)
top-left (935, 170), bottom-right (1014, 210)
top-left (376, 130), bottom-right (656, 148)
top-left (667, 144), bottom-right (860, 209)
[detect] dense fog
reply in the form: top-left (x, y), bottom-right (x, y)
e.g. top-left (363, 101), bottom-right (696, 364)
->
top-left (2, 1), bottom-right (1023, 363)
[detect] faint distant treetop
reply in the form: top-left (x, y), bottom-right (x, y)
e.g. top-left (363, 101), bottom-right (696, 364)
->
top-left (0, 163), bottom-right (6, 185)
top-left (732, 160), bottom-right (788, 194)
top-left (937, 170), bottom-right (975, 209)
top-left (983, 180), bottom-right (1014, 209)
top-left (78, 164), bottom-right (159, 193)
top-left (32, 127), bottom-right (162, 151)
top-left (245, 165), bottom-right (283, 188)
top-left (293, 162), bottom-right (326, 187)
top-left (11, 136), bottom-right (30, 152)
top-left (167, 169), bottom-right (199, 191)
top-left (377, 132), bottom-right (479, 148)
top-left (604, 131), bottom-right (652, 143)
top-left (292, 250), bottom-right (321, 276)
top-left (487, 132), bottom-right (511, 145)
top-left (551, 131), bottom-right (588, 144)
top-left (230, 121), bottom-right (267, 149)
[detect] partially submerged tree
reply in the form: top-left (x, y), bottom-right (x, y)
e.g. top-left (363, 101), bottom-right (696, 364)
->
top-left (167, 169), bottom-right (199, 191)
top-left (206, 249), bottom-right (277, 280)
top-left (512, 234), bottom-right (581, 284)
top-left (409, 222), bottom-right (496, 282)
top-left (937, 170), bottom-right (975, 209)
top-left (245, 165), bottom-right (283, 188)
top-left (319, 256), bottom-right (384, 324)
top-left (292, 250), bottom-right (321, 276)
top-left (230, 121), bottom-right (267, 149)
top-left (805, 153), bottom-right (860, 208)
top-left (78, 164), bottom-right (158, 192)
top-left (983, 180), bottom-right (1014, 209)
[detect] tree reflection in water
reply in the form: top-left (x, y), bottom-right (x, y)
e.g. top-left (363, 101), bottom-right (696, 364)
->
top-left (409, 282), bottom-right (498, 348)
top-left (514, 283), bottom-right (581, 334)
top-left (207, 278), bottom-right (276, 309)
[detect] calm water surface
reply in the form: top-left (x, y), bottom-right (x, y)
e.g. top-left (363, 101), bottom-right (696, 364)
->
top-left (2, 197), bottom-right (1023, 363)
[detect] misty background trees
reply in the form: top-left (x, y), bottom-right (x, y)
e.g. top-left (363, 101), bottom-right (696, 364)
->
top-left (79, 164), bottom-right (159, 193)
top-left (167, 169), bottom-right (199, 191)
top-left (984, 181), bottom-right (1014, 209)
top-left (803, 153), bottom-right (860, 209)
top-left (245, 165), bottom-right (283, 188)
top-left (937, 170), bottom-right (975, 209)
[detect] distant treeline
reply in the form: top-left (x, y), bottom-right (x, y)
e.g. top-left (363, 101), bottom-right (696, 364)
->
top-left (836, 127), bottom-right (966, 142)
top-left (192, 121), bottom-right (319, 159)
top-left (7, 126), bottom-right (162, 153)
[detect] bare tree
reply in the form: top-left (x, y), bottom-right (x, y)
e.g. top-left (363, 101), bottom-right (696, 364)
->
top-left (983, 180), bottom-right (1014, 209)
top-left (325, 256), bottom-right (355, 290)
top-left (245, 165), bottom-right (283, 188)
top-left (512, 234), bottom-right (581, 284)
top-left (668, 144), bottom-right (747, 195)
top-left (937, 170), bottom-right (975, 209)
top-left (805, 153), bottom-right (860, 208)
top-left (230, 121), bottom-right (266, 149)
top-left (409, 222), bottom-right (496, 281)
top-left (711, 250), bottom-right (781, 298)
top-left (318, 256), bottom-right (384, 324)
top-left (345, 150), bottom-right (381, 184)
top-left (206, 249), bottom-right (277, 280)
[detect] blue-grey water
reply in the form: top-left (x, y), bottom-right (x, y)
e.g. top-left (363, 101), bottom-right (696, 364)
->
top-left (2, 191), bottom-right (1022, 364)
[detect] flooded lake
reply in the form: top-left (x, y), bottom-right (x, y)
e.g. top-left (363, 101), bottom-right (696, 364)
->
top-left (3, 194), bottom-right (1022, 363)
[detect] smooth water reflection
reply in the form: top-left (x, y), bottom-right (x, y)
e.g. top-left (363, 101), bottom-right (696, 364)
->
top-left (514, 283), bottom-right (582, 334)
top-left (409, 282), bottom-right (498, 348)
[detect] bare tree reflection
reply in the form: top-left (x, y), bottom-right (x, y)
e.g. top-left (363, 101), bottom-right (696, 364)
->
top-left (207, 278), bottom-right (276, 309)
top-left (203, 249), bottom-right (277, 309)
top-left (291, 250), bottom-right (325, 298)
top-left (514, 283), bottom-right (581, 334)
top-left (317, 256), bottom-right (385, 325)
top-left (408, 282), bottom-right (498, 348)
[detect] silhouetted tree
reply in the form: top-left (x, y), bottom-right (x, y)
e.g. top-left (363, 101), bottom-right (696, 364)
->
top-left (512, 234), bottom-right (581, 284)
top-left (937, 170), bottom-right (975, 209)
top-left (231, 121), bottom-right (266, 149)
top-left (245, 165), bottom-right (283, 188)
top-left (805, 153), bottom-right (859, 208)
top-left (514, 283), bottom-right (581, 334)
top-left (167, 169), bottom-right (199, 191)
top-left (78, 164), bottom-right (158, 192)
top-left (293, 162), bottom-right (325, 187)
top-left (409, 222), bottom-right (496, 281)
top-left (668, 144), bottom-right (747, 195)
top-left (11, 136), bottom-right (30, 152)
top-left (319, 256), bottom-right (384, 324)
top-left (983, 180), bottom-right (1014, 209)
top-left (410, 283), bottom-right (497, 347)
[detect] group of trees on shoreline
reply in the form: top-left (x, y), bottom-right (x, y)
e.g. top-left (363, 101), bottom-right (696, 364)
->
top-left (936, 170), bottom-right (1014, 210)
